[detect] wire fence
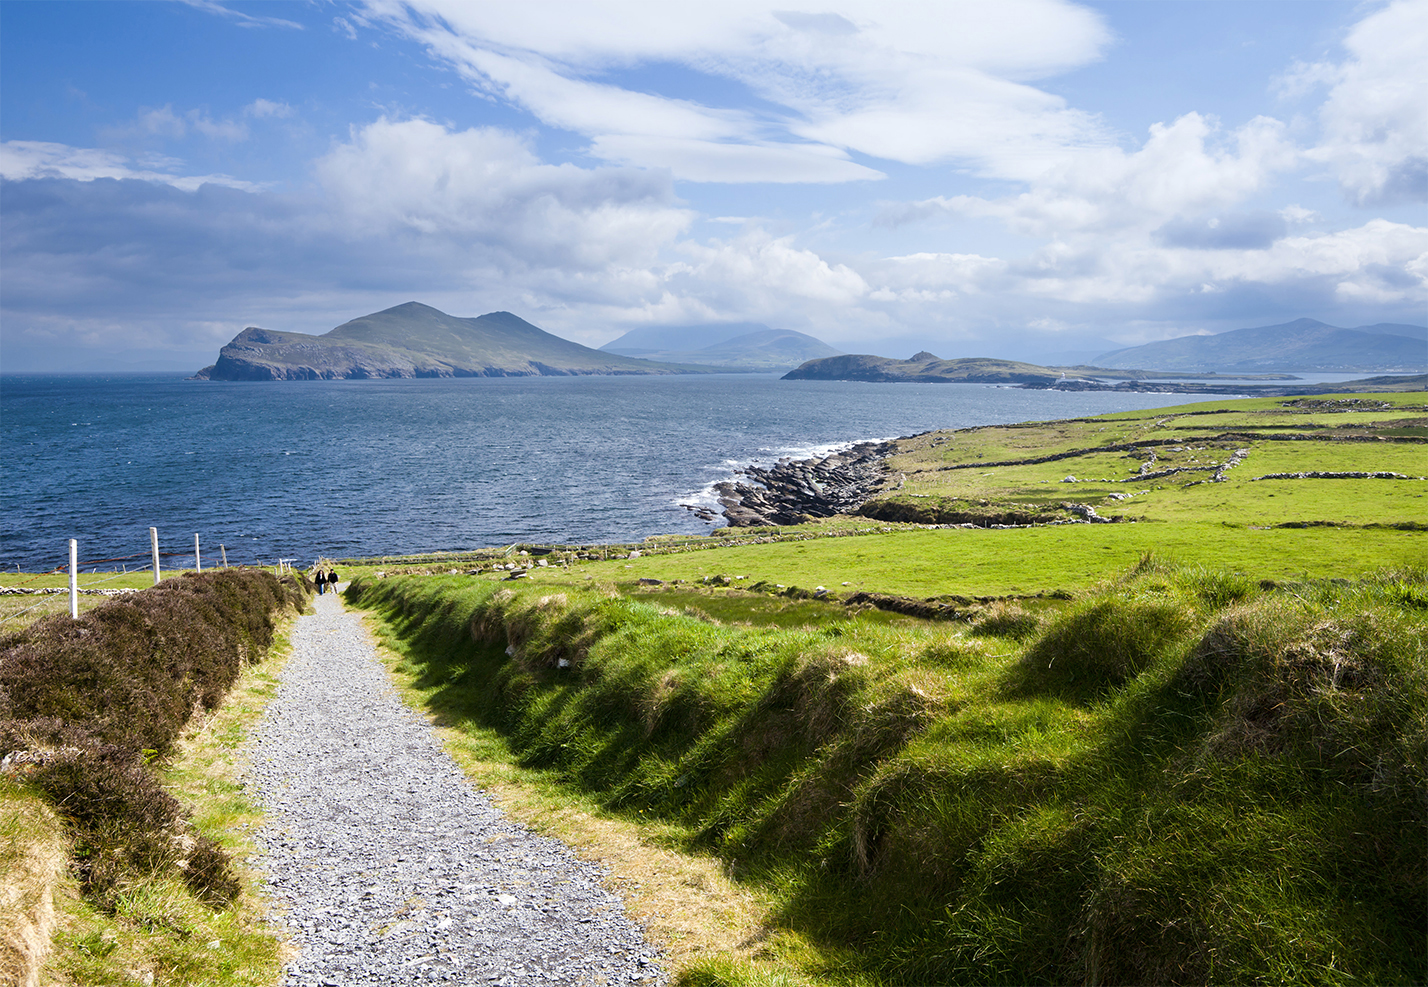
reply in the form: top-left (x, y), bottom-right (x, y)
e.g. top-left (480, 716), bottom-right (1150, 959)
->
top-left (0, 530), bottom-right (299, 628)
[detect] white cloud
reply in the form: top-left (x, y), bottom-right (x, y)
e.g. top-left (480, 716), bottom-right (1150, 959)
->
top-left (178, 0), bottom-right (304, 31)
top-left (0, 140), bottom-right (265, 191)
top-left (357, 0), bottom-right (1112, 182)
top-left (315, 117), bottom-right (693, 270)
top-left (900, 113), bottom-right (1298, 239)
top-left (1295, 0), bottom-right (1428, 204)
top-left (671, 230), bottom-right (869, 305)
top-left (108, 104), bottom-right (251, 142)
top-left (246, 98), bottom-right (295, 119)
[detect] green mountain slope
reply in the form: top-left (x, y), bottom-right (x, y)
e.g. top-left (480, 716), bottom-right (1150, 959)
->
top-left (195, 302), bottom-right (700, 380)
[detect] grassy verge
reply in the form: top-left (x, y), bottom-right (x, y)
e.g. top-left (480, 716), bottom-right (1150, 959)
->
top-left (1, 779), bottom-right (66, 987)
top-left (361, 611), bottom-right (824, 980)
top-left (0, 570), bottom-right (309, 985)
top-left (349, 562), bottom-right (1426, 985)
top-left (39, 638), bottom-right (293, 986)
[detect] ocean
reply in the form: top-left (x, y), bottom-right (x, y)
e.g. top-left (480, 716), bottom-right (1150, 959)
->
top-left (1, 372), bottom-right (1294, 571)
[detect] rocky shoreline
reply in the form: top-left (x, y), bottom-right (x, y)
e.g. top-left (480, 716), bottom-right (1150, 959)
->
top-left (705, 440), bottom-right (898, 526)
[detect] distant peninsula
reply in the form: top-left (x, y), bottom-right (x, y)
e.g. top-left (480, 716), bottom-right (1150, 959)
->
top-left (194, 303), bottom-right (703, 380)
top-left (782, 352), bottom-right (1427, 396)
top-left (780, 353), bottom-right (1294, 387)
top-left (1094, 318), bottom-right (1427, 373)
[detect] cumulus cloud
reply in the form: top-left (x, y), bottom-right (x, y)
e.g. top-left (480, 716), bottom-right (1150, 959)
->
top-left (891, 113), bottom-right (1298, 239)
top-left (355, 0), bottom-right (1111, 182)
top-left (670, 229), bottom-right (869, 307)
top-left (1293, 0), bottom-right (1428, 204)
top-left (315, 117), bottom-right (692, 270)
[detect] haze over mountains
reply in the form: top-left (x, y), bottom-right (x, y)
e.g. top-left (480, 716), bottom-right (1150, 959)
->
top-left (1093, 319), bottom-right (1426, 373)
top-left (600, 323), bottom-right (842, 371)
top-left (195, 305), bottom-right (1426, 382)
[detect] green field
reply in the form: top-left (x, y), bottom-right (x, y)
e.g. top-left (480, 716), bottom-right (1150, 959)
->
top-left (368, 393), bottom-right (1423, 603)
top-left (338, 392), bottom-right (1425, 985)
top-left (7, 391), bottom-right (1424, 985)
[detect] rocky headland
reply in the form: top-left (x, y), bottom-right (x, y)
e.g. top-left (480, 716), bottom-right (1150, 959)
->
top-left (707, 441), bottom-right (897, 526)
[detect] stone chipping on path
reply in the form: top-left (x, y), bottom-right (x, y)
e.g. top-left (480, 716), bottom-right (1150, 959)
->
top-left (246, 590), bottom-right (666, 985)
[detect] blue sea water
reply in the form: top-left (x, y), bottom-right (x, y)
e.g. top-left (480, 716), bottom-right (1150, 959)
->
top-left (3, 372), bottom-right (1253, 571)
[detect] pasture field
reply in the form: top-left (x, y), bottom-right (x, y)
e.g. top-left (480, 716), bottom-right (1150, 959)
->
top-left (342, 393), bottom-right (1426, 985)
top-left (5, 391), bottom-right (1423, 985)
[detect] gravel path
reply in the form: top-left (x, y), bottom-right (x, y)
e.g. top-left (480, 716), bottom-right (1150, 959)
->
top-left (247, 591), bottom-right (666, 985)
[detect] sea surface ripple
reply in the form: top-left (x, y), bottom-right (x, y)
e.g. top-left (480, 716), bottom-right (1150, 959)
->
top-left (3, 372), bottom-right (1239, 570)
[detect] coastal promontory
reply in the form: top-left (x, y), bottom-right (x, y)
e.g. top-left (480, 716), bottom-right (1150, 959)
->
top-left (194, 303), bottom-right (699, 380)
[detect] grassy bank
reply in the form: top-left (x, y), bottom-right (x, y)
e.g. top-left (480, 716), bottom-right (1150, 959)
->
top-left (0, 569), bottom-right (309, 985)
top-left (350, 563), bottom-right (1426, 985)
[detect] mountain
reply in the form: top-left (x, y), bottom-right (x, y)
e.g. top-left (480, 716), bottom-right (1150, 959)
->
top-left (1094, 319), bottom-right (1427, 372)
top-left (601, 323), bottom-right (842, 370)
top-left (1360, 323), bottom-right (1428, 342)
top-left (601, 322), bottom-right (775, 354)
top-left (783, 353), bottom-right (1105, 385)
top-left (194, 303), bottom-right (701, 380)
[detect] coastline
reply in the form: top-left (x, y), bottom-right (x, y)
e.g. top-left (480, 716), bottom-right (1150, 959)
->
top-left (711, 440), bottom-right (897, 526)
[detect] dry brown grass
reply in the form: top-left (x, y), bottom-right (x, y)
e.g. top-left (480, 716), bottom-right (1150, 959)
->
top-left (0, 782), bottom-right (67, 987)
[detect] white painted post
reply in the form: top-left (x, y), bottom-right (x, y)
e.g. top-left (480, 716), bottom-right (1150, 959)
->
top-left (194, 533), bottom-right (201, 572)
top-left (150, 527), bottom-right (161, 584)
top-left (220, 544), bottom-right (227, 567)
top-left (69, 539), bottom-right (78, 619)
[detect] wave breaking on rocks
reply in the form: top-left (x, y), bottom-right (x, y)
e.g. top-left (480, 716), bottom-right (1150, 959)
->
top-left (712, 441), bottom-right (897, 526)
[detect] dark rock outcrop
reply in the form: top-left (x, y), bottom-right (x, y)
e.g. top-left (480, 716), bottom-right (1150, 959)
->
top-left (716, 441), bottom-right (896, 526)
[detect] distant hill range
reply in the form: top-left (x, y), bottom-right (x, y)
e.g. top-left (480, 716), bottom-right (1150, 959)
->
top-left (784, 353), bottom-right (1103, 385)
top-left (601, 322), bottom-right (841, 371)
top-left (1094, 319), bottom-right (1427, 372)
top-left (194, 303), bottom-right (701, 380)
top-left (782, 351), bottom-right (1426, 395)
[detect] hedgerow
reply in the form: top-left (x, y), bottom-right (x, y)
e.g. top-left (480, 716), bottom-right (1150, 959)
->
top-left (0, 569), bottom-right (308, 909)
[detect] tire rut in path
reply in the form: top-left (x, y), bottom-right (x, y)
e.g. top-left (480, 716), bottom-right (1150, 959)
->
top-left (247, 591), bottom-right (666, 985)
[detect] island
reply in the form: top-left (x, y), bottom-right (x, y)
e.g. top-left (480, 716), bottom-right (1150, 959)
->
top-left (194, 302), bottom-right (705, 380)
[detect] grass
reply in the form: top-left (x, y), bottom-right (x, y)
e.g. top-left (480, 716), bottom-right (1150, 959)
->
top-left (359, 609), bottom-right (827, 980)
top-left (0, 779), bottom-right (66, 987)
top-left (13, 627), bottom-right (296, 987)
top-left (348, 562), bottom-right (1426, 985)
top-left (0, 570), bottom-right (307, 985)
top-left (327, 393), bottom-right (1424, 601)
top-left (0, 637), bottom-right (295, 987)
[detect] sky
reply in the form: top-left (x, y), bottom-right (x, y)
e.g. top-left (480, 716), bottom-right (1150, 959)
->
top-left (1, 0), bottom-right (1425, 371)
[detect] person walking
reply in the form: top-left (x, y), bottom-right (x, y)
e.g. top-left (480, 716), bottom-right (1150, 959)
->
top-left (327, 568), bottom-right (340, 593)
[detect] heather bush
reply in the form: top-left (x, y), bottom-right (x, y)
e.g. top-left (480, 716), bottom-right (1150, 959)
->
top-left (0, 569), bottom-right (306, 908)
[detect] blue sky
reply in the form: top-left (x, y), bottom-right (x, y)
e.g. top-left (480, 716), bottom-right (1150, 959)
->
top-left (2, 0), bottom-right (1424, 370)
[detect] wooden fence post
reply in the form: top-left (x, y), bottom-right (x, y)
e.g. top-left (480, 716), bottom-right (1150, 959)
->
top-left (220, 544), bottom-right (227, 567)
top-left (194, 533), bottom-right (201, 572)
top-left (69, 539), bottom-right (78, 619)
top-left (150, 527), bottom-right (161, 584)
